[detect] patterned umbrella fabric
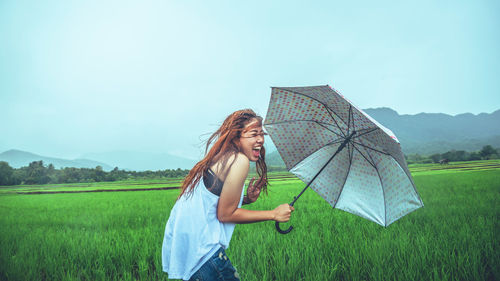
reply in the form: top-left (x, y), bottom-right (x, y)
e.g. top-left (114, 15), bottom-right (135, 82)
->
top-left (264, 85), bottom-right (423, 230)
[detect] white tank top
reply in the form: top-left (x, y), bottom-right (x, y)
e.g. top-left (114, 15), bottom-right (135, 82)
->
top-left (161, 179), bottom-right (244, 280)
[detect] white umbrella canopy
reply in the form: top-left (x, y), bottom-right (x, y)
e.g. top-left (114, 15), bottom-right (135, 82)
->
top-left (264, 85), bottom-right (423, 232)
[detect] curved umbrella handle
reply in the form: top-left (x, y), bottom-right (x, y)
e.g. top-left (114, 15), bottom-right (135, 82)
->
top-left (275, 221), bottom-right (293, 234)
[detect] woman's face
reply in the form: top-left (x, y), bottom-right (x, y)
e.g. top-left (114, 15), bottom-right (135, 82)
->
top-left (238, 119), bottom-right (265, 162)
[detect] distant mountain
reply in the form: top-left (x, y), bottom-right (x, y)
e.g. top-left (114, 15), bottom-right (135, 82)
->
top-left (0, 149), bottom-right (198, 171)
top-left (0, 149), bottom-right (113, 170)
top-left (3, 109), bottom-right (497, 171)
top-left (364, 108), bottom-right (500, 154)
top-left (263, 108), bottom-right (500, 167)
top-left (80, 150), bottom-right (197, 171)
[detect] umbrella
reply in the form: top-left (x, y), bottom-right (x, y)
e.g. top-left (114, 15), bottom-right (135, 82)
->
top-left (263, 85), bottom-right (423, 234)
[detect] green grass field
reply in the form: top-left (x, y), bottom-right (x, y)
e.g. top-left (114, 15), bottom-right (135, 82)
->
top-left (0, 161), bottom-right (498, 280)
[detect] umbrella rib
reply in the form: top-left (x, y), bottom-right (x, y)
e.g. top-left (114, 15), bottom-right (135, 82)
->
top-left (315, 121), bottom-right (346, 139)
top-left (265, 119), bottom-right (345, 139)
top-left (386, 154), bottom-right (425, 208)
top-left (347, 105), bottom-right (352, 136)
top-left (326, 138), bottom-right (345, 146)
top-left (326, 107), bottom-right (347, 137)
top-left (348, 105), bottom-right (356, 135)
top-left (351, 140), bottom-right (390, 156)
top-left (287, 136), bottom-right (346, 170)
top-left (333, 142), bottom-right (354, 209)
top-left (364, 150), bottom-right (387, 227)
top-left (299, 137), bottom-right (344, 165)
top-left (272, 87), bottom-right (348, 136)
top-left (347, 143), bottom-right (354, 163)
top-left (352, 127), bottom-right (379, 139)
top-left (289, 131), bottom-right (355, 207)
top-left (351, 144), bottom-right (377, 169)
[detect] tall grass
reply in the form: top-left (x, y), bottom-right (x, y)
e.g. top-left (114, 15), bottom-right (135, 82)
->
top-left (0, 169), bottom-right (498, 280)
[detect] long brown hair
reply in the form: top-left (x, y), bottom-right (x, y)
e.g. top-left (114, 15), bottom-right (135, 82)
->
top-left (178, 109), bottom-right (268, 199)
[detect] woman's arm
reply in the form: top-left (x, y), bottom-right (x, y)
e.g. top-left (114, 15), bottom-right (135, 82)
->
top-left (217, 153), bottom-right (293, 224)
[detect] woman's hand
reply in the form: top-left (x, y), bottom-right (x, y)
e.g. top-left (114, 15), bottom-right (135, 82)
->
top-left (273, 204), bottom-right (295, 222)
top-left (246, 177), bottom-right (263, 203)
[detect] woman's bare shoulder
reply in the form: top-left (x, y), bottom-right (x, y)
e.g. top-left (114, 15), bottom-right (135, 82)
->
top-left (233, 152), bottom-right (250, 165)
top-left (210, 152), bottom-right (249, 181)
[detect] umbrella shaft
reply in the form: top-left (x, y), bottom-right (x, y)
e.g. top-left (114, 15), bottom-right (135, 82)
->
top-left (290, 131), bottom-right (356, 206)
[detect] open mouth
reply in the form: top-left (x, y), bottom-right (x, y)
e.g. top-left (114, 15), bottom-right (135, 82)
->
top-left (252, 147), bottom-right (261, 158)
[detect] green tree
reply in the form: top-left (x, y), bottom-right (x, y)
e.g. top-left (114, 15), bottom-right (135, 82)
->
top-left (469, 151), bottom-right (481, 161)
top-left (430, 153), bottom-right (441, 163)
top-left (0, 161), bottom-right (15, 185)
top-left (480, 145), bottom-right (497, 160)
top-left (60, 167), bottom-right (82, 183)
top-left (93, 166), bottom-right (106, 182)
top-left (26, 160), bottom-right (50, 184)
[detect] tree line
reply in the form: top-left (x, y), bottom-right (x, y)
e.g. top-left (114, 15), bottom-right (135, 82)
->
top-left (1, 145), bottom-right (498, 185)
top-left (0, 161), bottom-right (190, 186)
top-left (405, 145), bottom-right (499, 164)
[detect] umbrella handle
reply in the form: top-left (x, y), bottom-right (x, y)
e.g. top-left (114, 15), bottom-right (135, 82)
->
top-left (275, 221), bottom-right (293, 234)
top-left (275, 199), bottom-right (296, 234)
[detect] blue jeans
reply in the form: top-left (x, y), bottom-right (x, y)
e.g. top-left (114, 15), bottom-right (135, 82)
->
top-left (188, 247), bottom-right (240, 281)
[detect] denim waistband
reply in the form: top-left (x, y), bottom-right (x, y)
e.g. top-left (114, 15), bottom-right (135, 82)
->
top-left (211, 246), bottom-right (225, 258)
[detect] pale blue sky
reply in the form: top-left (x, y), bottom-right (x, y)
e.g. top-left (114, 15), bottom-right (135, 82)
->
top-left (1, 0), bottom-right (499, 160)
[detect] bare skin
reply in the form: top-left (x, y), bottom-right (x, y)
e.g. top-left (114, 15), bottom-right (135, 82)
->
top-left (211, 119), bottom-right (294, 224)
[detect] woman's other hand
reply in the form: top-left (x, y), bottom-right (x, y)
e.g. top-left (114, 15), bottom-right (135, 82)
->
top-left (273, 204), bottom-right (294, 222)
top-left (246, 177), bottom-right (263, 203)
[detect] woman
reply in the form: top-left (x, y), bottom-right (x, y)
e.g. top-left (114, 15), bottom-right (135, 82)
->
top-left (162, 109), bottom-right (294, 281)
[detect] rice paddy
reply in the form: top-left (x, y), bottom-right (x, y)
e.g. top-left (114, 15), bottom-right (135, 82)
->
top-left (0, 160), bottom-right (498, 280)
